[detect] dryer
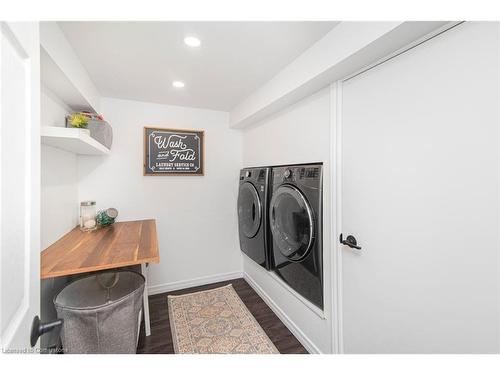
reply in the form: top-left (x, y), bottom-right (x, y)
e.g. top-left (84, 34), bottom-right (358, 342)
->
top-left (269, 164), bottom-right (323, 309)
top-left (237, 167), bottom-right (271, 269)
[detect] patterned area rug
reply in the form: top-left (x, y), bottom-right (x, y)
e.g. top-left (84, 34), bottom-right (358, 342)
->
top-left (168, 284), bottom-right (279, 354)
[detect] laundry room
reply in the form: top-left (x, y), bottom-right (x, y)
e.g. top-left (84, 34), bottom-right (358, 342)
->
top-left (31, 20), bottom-right (341, 355)
top-left (2, 3), bottom-right (500, 372)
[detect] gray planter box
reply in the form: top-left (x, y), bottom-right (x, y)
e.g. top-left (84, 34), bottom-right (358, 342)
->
top-left (66, 117), bottom-right (113, 150)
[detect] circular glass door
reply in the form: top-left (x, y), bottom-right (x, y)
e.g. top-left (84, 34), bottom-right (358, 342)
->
top-left (238, 182), bottom-right (262, 238)
top-left (270, 184), bottom-right (314, 261)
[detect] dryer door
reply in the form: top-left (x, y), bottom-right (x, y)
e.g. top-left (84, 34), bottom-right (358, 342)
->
top-left (270, 184), bottom-right (314, 262)
top-left (238, 182), bottom-right (262, 238)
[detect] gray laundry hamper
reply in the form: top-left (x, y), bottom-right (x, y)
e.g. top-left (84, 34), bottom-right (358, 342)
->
top-left (54, 271), bottom-right (145, 354)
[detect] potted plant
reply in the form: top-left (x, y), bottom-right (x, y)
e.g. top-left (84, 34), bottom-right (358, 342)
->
top-left (68, 113), bottom-right (89, 128)
top-left (66, 112), bottom-right (113, 150)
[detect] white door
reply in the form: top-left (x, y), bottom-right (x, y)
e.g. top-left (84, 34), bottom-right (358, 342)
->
top-left (0, 22), bottom-right (40, 352)
top-left (340, 22), bottom-right (499, 353)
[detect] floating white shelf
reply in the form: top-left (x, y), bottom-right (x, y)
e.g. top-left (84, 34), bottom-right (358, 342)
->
top-left (41, 127), bottom-right (111, 155)
top-left (40, 47), bottom-right (96, 112)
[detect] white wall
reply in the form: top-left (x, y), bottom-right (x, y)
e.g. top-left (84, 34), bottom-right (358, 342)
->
top-left (77, 98), bottom-right (243, 289)
top-left (40, 87), bottom-right (78, 348)
top-left (242, 87), bottom-right (333, 353)
top-left (40, 88), bottom-right (79, 249)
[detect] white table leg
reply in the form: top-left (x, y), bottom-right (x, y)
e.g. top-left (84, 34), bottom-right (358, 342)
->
top-left (141, 263), bottom-right (151, 336)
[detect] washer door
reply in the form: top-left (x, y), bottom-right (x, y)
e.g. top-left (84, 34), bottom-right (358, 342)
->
top-left (270, 184), bottom-right (314, 262)
top-left (238, 182), bottom-right (262, 238)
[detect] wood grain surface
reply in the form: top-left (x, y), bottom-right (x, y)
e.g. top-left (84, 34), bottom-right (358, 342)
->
top-left (41, 219), bottom-right (159, 279)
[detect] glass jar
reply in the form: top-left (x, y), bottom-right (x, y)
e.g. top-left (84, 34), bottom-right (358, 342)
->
top-left (80, 201), bottom-right (97, 231)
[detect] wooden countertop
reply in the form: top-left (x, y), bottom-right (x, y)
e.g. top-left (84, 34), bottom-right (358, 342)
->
top-left (41, 219), bottom-right (159, 279)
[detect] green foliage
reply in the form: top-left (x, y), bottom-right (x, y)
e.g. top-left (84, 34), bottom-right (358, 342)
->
top-left (69, 113), bottom-right (89, 128)
top-left (96, 210), bottom-right (115, 227)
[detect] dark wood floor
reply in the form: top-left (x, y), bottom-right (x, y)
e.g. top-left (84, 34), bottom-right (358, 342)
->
top-left (136, 278), bottom-right (307, 354)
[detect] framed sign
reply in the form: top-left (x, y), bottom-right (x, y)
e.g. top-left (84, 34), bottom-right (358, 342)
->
top-left (144, 127), bottom-right (204, 176)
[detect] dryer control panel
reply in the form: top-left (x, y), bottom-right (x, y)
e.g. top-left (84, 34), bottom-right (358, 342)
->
top-left (273, 164), bottom-right (322, 184)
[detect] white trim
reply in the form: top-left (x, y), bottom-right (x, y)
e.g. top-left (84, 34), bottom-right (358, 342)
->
top-left (244, 271), bottom-right (322, 354)
top-left (147, 271), bottom-right (243, 295)
top-left (330, 81), bottom-right (344, 354)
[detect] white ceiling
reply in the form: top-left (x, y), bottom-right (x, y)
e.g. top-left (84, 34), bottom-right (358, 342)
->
top-left (59, 22), bottom-right (338, 111)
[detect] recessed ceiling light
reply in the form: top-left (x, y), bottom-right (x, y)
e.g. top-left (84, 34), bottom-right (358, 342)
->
top-left (184, 36), bottom-right (201, 48)
top-left (172, 81), bottom-right (185, 88)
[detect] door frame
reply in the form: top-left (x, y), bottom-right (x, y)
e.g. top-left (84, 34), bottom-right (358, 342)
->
top-left (329, 22), bottom-right (464, 354)
top-left (329, 81), bottom-right (344, 353)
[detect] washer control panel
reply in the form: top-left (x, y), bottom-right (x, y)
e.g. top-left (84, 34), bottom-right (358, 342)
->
top-left (240, 168), bottom-right (269, 184)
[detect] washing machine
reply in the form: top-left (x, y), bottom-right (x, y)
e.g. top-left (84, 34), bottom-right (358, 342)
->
top-left (269, 163), bottom-right (323, 309)
top-left (237, 167), bottom-right (271, 269)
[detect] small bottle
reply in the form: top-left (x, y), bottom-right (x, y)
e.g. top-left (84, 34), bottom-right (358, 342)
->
top-left (80, 201), bottom-right (97, 231)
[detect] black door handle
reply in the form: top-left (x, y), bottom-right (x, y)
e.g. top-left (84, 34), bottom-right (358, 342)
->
top-left (340, 233), bottom-right (362, 250)
top-left (30, 315), bottom-right (63, 347)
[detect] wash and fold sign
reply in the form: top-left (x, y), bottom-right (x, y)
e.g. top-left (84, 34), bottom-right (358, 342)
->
top-left (144, 126), bottom-right (204, 175)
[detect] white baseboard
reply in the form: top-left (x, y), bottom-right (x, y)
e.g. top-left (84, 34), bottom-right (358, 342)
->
top-left (148, 271), bottom-right (243, 295)
top-left (243, 272), bottom-right (322, 354)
